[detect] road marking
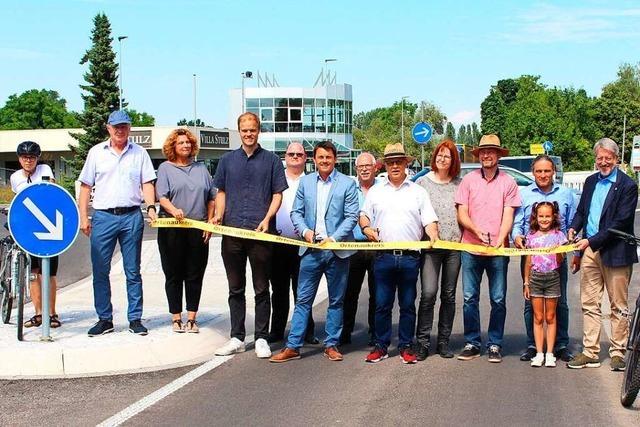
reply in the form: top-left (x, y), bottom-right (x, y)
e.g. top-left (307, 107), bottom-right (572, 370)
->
top-left (97, 355), bottom-right (232, 427)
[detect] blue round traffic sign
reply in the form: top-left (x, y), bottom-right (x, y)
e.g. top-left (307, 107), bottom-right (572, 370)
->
top-left (8, 183), bottom-right (80, 257)
top-left (412, 122), bottom-right (433, 145)
top-left (543, 140), bottom-right (553, 152)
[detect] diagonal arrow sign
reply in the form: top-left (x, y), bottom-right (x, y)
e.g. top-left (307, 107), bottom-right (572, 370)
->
top-left (22, 197), bottom-right (63, 240)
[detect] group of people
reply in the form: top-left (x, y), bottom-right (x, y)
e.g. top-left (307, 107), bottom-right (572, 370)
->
top-left (12, 109), bottom-right (637, 372)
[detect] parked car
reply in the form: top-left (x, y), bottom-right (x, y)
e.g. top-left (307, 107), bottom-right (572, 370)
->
top-left (411, 163), bottom-right (534, 187)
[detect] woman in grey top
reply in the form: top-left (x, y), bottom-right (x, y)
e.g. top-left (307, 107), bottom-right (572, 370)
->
top-left (414, 139), bottom-right (462, 360)
top-left (156, 129), bottom-right (216, 333)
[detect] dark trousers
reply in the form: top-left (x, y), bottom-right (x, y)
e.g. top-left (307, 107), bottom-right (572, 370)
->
top-left (342, 250), bottom-right (375, 340)
top-left (158, 227), bottom-right (209, 314)
top-left (221, 235), bottom-right (271, 341)
top-left (270, 243), bottom-right (315, 340)
top-left (520, 256), bottom-right (570, 350)
top-left (416, 249), bottom-right (461, 347)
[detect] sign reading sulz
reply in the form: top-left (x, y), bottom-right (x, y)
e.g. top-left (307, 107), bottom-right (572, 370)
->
top-left (200, 130), bottom-right (230, 148)
top-left (129, 130), bottom-right (152, 148)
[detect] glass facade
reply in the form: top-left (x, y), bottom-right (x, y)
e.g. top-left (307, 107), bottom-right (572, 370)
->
top-left (245, 97), bottom-right (353, 135)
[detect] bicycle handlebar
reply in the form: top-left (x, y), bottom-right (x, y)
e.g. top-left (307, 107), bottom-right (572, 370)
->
top-left (609, 228), bottom-right (640, 246)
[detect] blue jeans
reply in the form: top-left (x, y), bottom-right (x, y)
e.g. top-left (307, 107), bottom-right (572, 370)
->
top-left (522, 257), bottom-right (569, 350)
top-left (286, 250), bottom-right (349, 349)
top-left (461, 252), bottom-right (509, 349)
top-left (374, 252), bottom-right (420, 350)
top-left (90, 210), bottom-right (144, 322)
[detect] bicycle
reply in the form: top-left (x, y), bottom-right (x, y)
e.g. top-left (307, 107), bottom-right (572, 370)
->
top-left (609, 228), bottom-right (640, 407)
top-left (0, 217), bottom-right (31, 341)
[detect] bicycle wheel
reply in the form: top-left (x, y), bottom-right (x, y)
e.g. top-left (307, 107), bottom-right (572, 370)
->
top-left (1, 279), bottom-right (12, 324)
top-left (621, 315), bottom-right (640, 407)
top-left (15, 253), bottom-right (27, 341)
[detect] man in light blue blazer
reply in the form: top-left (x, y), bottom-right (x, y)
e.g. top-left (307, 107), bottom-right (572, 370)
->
top-left (270, 141), bottom-right (359, 363)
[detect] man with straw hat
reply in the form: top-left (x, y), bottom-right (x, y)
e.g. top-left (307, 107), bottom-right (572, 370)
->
top-left (455, 134), bottom-right (521, 363)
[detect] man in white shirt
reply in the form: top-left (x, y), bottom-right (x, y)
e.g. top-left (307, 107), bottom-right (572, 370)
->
top-left (269, 142), bottom-right (317, 344)
top-left (78, 110), bottom-right (157, 337)
top-left (360, 143), bottom-right (438, 365)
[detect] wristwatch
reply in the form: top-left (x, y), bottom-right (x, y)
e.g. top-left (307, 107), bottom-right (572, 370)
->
top-left (146, 205), bottom-right (156, 214)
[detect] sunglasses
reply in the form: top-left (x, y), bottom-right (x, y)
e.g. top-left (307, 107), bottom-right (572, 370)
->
top-left (286, 152), bottom-right (305, 158)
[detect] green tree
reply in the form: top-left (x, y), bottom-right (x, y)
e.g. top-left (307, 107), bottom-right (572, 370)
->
top-left (65, 13), bottom-right (119, 189)
top-left (471, 122), bottom-right (481, 143)
top-left (414, 101), bottom-right (446, 134)
top-left (445, 122), bottom-right (456, 140)
top-left (594, 63), bottom-right (640, 163)
top-left (458, 124), bottom-right (467, 142)
top-left (0, 89), bottom-right (80, 130)
top-left (127, 109), bottom-right (155, 126)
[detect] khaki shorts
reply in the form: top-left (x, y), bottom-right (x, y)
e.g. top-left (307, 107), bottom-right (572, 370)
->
top-left (529, 269), bottom-right (560, 298)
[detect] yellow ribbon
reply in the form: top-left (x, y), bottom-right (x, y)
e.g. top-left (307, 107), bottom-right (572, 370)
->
top-left (152, 218), bottom-right (576, 257)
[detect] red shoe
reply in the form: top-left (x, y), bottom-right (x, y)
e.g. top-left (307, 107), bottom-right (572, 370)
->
top-left (365, 347), bottom-right (388, 363)
top-left (399, 347), bottom-right (417, 364)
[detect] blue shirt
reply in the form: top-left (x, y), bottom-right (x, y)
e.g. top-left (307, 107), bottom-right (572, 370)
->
top-left (586, 167), bottom-right (617, 238)
top-left (213, 145), bottom-right (287, 231)
top-left (511, 182), bottom-right (576, 241)
top-left (313, 170), bottom-right (336, 239)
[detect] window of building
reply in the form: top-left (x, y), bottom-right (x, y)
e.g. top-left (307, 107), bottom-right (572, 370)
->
top-left (246, 108), bottom-right (259, 116)
top-left (289, 98), bottom-right (302, 107)
top-left (261, 108), bottom-right (274, 122)
top-left (246, 98), bottom-right (259, 109)
top-left (275, 108), bottom-right (288, 122)
top-left (260, 122), bottom-right (274, 132)
top-left (289, 123), bottom-right (302, 132)
top-left (275, 98), bottom-right (288, 107)
top-left (260, 98), bottom-right (274, 107)
top-left (275, 122), bottom-right (288, 132)
top-left (289, 108), bottom-right (302, 122)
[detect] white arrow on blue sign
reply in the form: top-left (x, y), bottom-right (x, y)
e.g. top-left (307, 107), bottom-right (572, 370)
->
top-left (8, 183), bottom-right (80, 257)
top-left (412, 122), bottom-right (433, 145)
top-left (543, 140), bottom-right (553, 152)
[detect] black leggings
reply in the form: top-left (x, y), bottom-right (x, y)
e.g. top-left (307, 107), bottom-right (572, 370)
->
top-left (158, 227), bottom-right (209, 314)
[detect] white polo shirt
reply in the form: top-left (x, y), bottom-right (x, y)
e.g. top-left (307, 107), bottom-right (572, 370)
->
top-left (10, 164), bottom-right (54, 193)
top-left (78, 140), bottom-right (156, 209)
top-left (361, 177), bottom-right (438, 242)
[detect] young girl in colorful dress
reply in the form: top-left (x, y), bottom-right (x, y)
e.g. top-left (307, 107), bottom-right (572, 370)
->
top-left (523, 201), bottom-right (567, 367)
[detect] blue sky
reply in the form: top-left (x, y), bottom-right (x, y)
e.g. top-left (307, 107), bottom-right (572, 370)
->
top-left (1, 0), bottom-right (639, 129)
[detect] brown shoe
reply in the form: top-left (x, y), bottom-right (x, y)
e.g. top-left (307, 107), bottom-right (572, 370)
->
top-left (269, 347), bottom-right (300, 363)
top-left (324, 346), bottom-right (343, 361)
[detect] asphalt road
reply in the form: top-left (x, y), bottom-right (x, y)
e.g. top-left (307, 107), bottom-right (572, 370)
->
top-left (1, 214), bottom-right (639, 426)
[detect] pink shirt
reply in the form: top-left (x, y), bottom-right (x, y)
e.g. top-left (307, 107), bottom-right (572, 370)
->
top-left (455, 169), bottom-right (521, 246)
top-left (526, 229), bottom-right (567, 272)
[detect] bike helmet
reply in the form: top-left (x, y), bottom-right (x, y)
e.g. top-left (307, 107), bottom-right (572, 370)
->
top-left (16, 140), bottom-right (41, 157)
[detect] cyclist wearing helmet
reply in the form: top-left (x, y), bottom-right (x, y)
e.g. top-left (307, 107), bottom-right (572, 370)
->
top-left (9, 141), bottom-right (61, 329)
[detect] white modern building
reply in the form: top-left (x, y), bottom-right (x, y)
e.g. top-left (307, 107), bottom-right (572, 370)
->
top-left (229, 71), bottom-right (359, 174)
top-left (0, 127), bottom-right (240, 185)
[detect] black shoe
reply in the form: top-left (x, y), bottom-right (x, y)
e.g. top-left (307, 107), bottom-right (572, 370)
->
top-left (458, 344), bottom-right (481, 360)
top-left (339, 334), bottom-right (352, 345)
top-left (520, 347), bottom-right (537, 361)
top-left (415, 344), bottom-right (430, 361)
top-left (267, 333), bottom-right (284, 344)
top-left (437, 342), bottom-right (454, 358)
top-left (487, 345), bottom-right (502, 363)
top-left (88, 319), bottom-right (114, 337)
top-left (129, 320), bottom-right (148, 335)
top-left (304, 336), bottom-right (320, 345)
top-left (554, 347), bottom-right (574, 362)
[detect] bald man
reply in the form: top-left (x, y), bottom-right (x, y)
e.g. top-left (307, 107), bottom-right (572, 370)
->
top-left (341, 152), bottom-right (379, 346)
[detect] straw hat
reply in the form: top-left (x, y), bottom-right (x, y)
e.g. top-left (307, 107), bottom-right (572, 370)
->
top-left (379, 143), bottom-right (416, 163)
top-left (471, 134), bottom-right (509, 156)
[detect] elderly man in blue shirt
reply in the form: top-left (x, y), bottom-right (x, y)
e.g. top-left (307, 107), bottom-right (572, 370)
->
top-left (567, 138), bottom-right (638, 371)
top-left (512, 154), bottom-right (577, 362)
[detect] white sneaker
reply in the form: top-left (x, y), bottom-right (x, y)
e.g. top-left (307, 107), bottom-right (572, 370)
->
top-left (255, 338), bottom-right (272, 358)
top-left (215, 338), bottom-right (246, 356)
top-left (531, 353), bottom-right (544, 367)
top-left (545, 352), bottom-right (557, 367)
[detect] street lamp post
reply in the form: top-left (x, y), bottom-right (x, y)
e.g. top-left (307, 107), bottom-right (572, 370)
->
top-left (193, 74), bottom-right (197, 135)
top-left (117, 36), bottom-right (128, 110)
top-left (401, 96), bottom-right (409, 146)
top-left (324, 59), bottom-right (337, 139)
top-left (241, 71), bottom-right (253, 114)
